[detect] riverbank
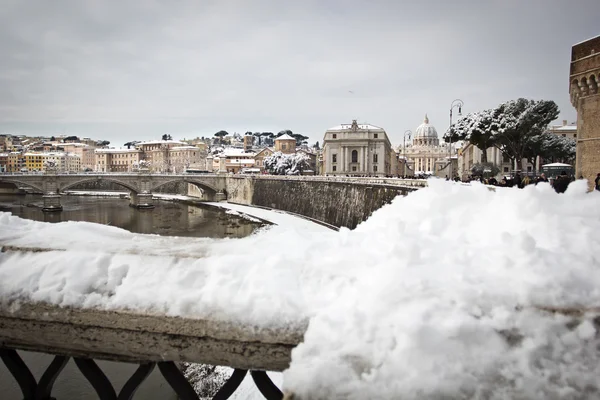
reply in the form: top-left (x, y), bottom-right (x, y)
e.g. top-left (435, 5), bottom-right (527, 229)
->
top-left (64, 191), bottom-right (334, 233)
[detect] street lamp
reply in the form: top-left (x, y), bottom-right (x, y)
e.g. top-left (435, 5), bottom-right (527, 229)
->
top-left (403, 130), bottom-right (412, 177)
top-left (448, 99), bottom-right (464, 179)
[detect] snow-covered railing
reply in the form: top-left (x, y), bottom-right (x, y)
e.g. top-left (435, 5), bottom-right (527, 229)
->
top-left (0, 297), bottom-right (294, 399)
top-left (230, 174), bottom-right (428, 188)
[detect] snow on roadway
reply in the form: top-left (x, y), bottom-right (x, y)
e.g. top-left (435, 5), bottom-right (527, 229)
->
top-left (1, 180), bottom-right (600, 398)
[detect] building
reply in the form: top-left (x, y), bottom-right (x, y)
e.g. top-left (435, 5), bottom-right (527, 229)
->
top-left (322, 120), bottom-right (393, 176)
top-left (59, 143), bottom-right (95, 171)
top-left (24, 153), bottom-right (44, 171)
top-left (548, 120), bottom-right (577, 140)
top-left (169, 145), bottom-right (207, 173)
top-left (457, 143), bottom-right (513, 179)
top-left (402, 115), bottom-right (452, 177)
top-left (7, 152), bottom-right (23, 172)
top-left (274, 134), bottom-right (297, 154)
top-left (94, 149), bottom-right (142, 172)
top-left (570, 34), bottom-right (600, 190)
top-left (254, 147), bottom-right (275, 172)
top-left (221, 148), bottom-right (256, 173)
top-left (296, 149), bottom-right (317, 175)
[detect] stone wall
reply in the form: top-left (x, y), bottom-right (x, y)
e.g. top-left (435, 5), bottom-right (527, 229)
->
top-left (570, 35), bottom-right (600, 190)
top-left (227, 177), bottom-right (419, 229)
top-left (576, 95), bottom-right (600, 186)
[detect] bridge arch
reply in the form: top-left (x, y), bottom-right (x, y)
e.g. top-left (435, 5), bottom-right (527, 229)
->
top-left (61, 177), bottom-right (139, 193)
top-left (0, 178), bottom-right (44, 193)
top-left (149, 178), bottom-right (220, 195)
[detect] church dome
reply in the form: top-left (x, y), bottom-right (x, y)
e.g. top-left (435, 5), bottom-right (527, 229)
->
top-left (413, 114), bottom-right (440, 147)
top-left (414, 114), bottom-right (438, 139)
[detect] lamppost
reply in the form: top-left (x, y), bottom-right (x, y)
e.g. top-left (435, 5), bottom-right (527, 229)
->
top-left (403, 130), bottom-right (412, 177)
top-left (448, 99), bottom-right (464, 179)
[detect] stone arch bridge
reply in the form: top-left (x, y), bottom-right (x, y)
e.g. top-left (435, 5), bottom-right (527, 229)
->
top-left (0, 173), bottom-right (228, 211)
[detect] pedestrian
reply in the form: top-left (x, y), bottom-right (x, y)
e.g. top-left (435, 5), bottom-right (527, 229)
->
top-left (595, 173), bottom-right (600, 191)
top-left (514, 173), bottom-right (523, 189)
top-left (536, 173), bottom-right (548, 184)
top-left (553, 171), bottom-right (570, 194)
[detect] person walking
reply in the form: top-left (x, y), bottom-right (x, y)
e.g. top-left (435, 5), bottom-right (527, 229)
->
top-left (595, 173), bottom-right (600, 191)
top-left (553, 171), bottom-right (570, 194)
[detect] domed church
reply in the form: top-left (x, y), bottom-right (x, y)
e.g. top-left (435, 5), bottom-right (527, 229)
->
top-left (401, 115), bottom-right (451, 176)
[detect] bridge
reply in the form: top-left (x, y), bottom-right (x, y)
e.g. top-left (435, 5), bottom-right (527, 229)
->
top-left (0, 172), bottom-right (426, 226)
top-left (0, 174), bottom-right (428, 398)
top-left (0, 173), bottom-right (228, 211)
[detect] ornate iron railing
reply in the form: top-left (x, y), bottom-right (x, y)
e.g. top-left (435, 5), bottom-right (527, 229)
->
top-left (1, 348), bottom-right (283, 400)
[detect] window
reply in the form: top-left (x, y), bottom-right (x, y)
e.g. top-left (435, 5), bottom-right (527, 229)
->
top-left (527, 166), bottom-right (532, 172)
top-left (574, 134), bottom-right (577, 138)
top-left (352, 166), bottom-right (357, 172)
top-left (374, 133), bottom-right (378, 139)
top-left (562, 134), bottom-right (566, 137)
top-left (373, 165), bottom-right (378, 172)
top-left (282, 144), bottom-right (286, 150)
top-left (504, 167), bottom-right (509, 172)
top-left (332, 154), bottom-right (337, 163)
top-left (333, 166), bottom-right (337, 171)
top-left (332, 134), bottom-right (337, 139)
top-left (373, 154), bottom-right (378, 163)
top-left (351, 150), bottom-right (358, 163)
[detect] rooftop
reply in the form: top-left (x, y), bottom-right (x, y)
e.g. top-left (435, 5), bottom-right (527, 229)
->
top-left (327, 123), bottom-right (384, 132)
top-left (275, 134), bottom-right (296, 141)
top-left (95, 148), bottom-right (142, 153)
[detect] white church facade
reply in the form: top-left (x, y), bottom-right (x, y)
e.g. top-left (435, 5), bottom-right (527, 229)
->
top-left (402, 115), bottom-right (453, 177)
top-left (321, 120), bottom-right (393, 176)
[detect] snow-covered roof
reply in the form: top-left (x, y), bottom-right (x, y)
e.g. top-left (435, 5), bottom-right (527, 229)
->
top-left (138, 140), bottom-right (184, 145)
top-left (327, 123), bottom-right (384, 131)
top-left (170, 146), bottom-right (200, 150)
top-left (60, 143), bottom-right (90, 147)
top-left (222, 147), bottom-right (254, 156)
top-left (275, 134), bottom-right (296, 141)
top-left (226, 159), bottom-right (255, 165)
top-left (542, 162), bottom-right (572, 167)
top-left (255, 147), bottom-right (274, 155)
top-left (551, 125), bottom-right (577, 131)
top-left (95, 148), bottom-right (141, 153)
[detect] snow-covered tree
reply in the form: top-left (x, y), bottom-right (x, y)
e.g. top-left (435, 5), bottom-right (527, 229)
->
top-left (448, 98), bottom-right (559, 171)
top-left (528, 132), bottom-right (576, 164)
top-left (447, 108), bottom-right (496, 163)
top-left (264, 151), bottom-right (310, 175)
top-left (470, 162), bottom-right (500, 178)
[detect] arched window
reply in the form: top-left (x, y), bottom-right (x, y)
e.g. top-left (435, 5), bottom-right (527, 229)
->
top-left (351, 150), bottom-right (358, 163)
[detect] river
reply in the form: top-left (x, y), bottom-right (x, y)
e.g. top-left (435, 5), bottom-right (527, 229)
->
top-left (0, 193), bottom-right (264, 399)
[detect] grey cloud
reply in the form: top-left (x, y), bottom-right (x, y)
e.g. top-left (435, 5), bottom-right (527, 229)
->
top-left (1, 0), bottom-right (599, 145)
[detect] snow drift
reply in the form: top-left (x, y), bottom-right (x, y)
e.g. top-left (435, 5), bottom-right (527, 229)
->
top-left (1, 180), bottom-right (600, 398)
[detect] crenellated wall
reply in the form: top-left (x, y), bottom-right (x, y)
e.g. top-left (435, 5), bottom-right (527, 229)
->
top-left (224, 176), bottom-right (423, 229)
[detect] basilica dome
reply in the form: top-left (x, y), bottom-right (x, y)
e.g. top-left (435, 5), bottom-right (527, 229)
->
top-left (413, 114), bottom-right (439, 146)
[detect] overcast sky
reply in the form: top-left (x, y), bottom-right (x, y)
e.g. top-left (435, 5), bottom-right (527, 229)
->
top-left (1, 0), bottom-right (599, 147)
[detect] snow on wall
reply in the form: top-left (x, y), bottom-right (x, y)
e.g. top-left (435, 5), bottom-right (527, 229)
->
top-left (1, 180), bottom-right (600, 398)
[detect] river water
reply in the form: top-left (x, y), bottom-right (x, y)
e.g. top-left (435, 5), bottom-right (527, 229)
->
top-left (0, 193), bottom-right (264, 399)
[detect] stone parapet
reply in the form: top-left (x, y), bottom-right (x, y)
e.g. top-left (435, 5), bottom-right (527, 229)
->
top-left (0, 301), bottom-right (302, 371)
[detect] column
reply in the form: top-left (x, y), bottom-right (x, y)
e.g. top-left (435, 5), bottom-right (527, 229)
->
top-left (340, 146), bottom-right (344, 173)
top-left (344, 147), bottom-right (349, 173)
top-left (360, 147), bottom-right (365, 172)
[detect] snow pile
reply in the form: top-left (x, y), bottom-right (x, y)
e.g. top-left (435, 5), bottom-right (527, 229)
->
top-left (284, 180), bottom-right (600, 399)
top-left (225, 209), bottom-right (262, 223)
top-left (1, 180), bottom-right (600, 398)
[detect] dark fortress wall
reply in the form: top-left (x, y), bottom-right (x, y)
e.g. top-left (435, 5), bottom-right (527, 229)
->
top-left (250, 179), bottom-right (416, 229)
